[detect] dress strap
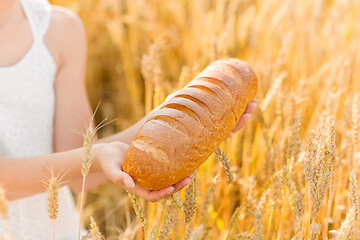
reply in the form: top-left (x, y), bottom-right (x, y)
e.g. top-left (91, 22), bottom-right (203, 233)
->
top-left (20, 0), bottom-right (52, 41)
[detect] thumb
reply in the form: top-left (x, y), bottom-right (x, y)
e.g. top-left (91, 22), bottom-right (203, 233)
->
top-left (108, 166), bottom-right (135, 189)
top-left (98, 143), bottom-right (135, 189)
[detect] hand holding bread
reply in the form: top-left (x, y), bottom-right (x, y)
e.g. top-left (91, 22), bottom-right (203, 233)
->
top-left (95, 142), bottom-right (195, 202)
top-left (123, 59), bottom-right (258, 190)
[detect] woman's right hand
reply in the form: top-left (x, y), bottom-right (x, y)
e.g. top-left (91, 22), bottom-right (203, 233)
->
top-left (95, 142), bottom-right (193, 202)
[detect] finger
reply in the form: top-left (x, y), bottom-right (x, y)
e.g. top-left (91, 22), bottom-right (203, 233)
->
top-left (229, 101), bottom-right (257, 136)
top-left (99, 145), bottom-right (135, 189)
top-left (132, 186), bottom-right (175, 202)
top-left (171, 173), bottom-right (194, 192)
top-left (171, 177), bottom-right (192, 194)
top-left (244, 102), bottom-right (257, 115)
top-left (106, 163), bottom-right (135, 189)
top-left (231, 113), bottom-right (252, 134)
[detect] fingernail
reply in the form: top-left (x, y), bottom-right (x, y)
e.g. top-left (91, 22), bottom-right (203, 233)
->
top-left (189, 173), bottom-right (195, 179)
top-left (228, 132), bottom-right (234, 137)
top-left (167, 186), bottom-right (175, 194)
top-left (184, 178), bottom-right (192, 186)
top-left (245, 113), bottom-right (252, 118)
top-left (254, 99), bottom-right (259, 103)
top-left (124, 179), bottom-right (135, 188)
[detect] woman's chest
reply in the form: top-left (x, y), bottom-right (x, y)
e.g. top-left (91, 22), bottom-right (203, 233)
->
top-left (0, 64), bottom-right (56, 107)
top-left (0, 20), bottom-right (33, 67)
top-left (0, 64), bottom-right (56, 157)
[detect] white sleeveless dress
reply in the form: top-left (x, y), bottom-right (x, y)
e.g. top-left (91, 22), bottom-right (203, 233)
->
top-left (0, 0), bottom-right (80, 239)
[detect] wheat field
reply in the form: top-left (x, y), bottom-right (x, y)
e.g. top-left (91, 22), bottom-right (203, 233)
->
top-left (2, 0), bottom-right (360, 239)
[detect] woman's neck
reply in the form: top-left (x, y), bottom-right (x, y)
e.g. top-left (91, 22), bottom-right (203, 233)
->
top-left (0, 0), bottom-right (23, 29)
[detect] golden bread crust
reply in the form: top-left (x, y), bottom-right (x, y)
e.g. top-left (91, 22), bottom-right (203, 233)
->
top-left (123, 58), bottom-right (258, 190)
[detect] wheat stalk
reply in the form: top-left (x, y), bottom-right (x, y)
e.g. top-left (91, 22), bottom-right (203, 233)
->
top-left (78, 122), bottom-right (96, 240)
top-left (78, 116), bottom-right (108, 240)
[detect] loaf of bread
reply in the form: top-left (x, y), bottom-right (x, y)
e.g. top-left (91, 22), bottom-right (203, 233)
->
top-left (123, 58), bottom-right (258, 190)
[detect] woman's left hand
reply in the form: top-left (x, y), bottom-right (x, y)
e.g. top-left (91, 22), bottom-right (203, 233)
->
top-left (96, 142), bottom-right (193, 202)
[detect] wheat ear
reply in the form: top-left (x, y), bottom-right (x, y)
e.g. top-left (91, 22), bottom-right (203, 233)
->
top-left (128, 192), bottom-right (147, 232)
top-left (349, 172), bottom-right (360, 221)
top-left (336, 207), bottom-right (356, 239)
top-left (324, 116), bottom-right (336, 234)
top-left (78, 115), bottom-right (108, 240)
top-left (226, 206), bottom-right (241, 240)
top-left (285, 115), bottom-right (301, 162)
top-left (78, 122), bottom-right (96, 240)
top-left (170, 193), bottom-right (183, 212)
top-left (47, 175), bottom-right (60, 240)
top-left (199, 175), bottom-right (219, 221)
top-left (234, 232), bottom-right (253, 239)
top-left (0, 186), bottom-right (13, 240)
top-left (215, 148), bottom-right (234, 184)
top-left (282, 166), bottom-right (304, 239)
top-left (183, 176), bottom-right (197, 239)
top-left (89, 216), bottom-right (104, 240)
top-left (147, 221), bottom-right (159, 240)
top-left (253, 208), bottom-right (265, 240)
top-left (158, 206), bottom-right (175, 240)
top-left (184, 178), bottom-right (196, 225)
top-left (188, 225), bottom-right (206, 240)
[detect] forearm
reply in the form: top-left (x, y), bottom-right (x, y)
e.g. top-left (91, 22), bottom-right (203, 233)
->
top-left (0, 145), bottom-right (102, 200)
top-left (69, 172), bottom-right (108, 193)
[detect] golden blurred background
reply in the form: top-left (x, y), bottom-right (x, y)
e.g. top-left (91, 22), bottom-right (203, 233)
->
top-left (49, 0), bottom-right (360, 239)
